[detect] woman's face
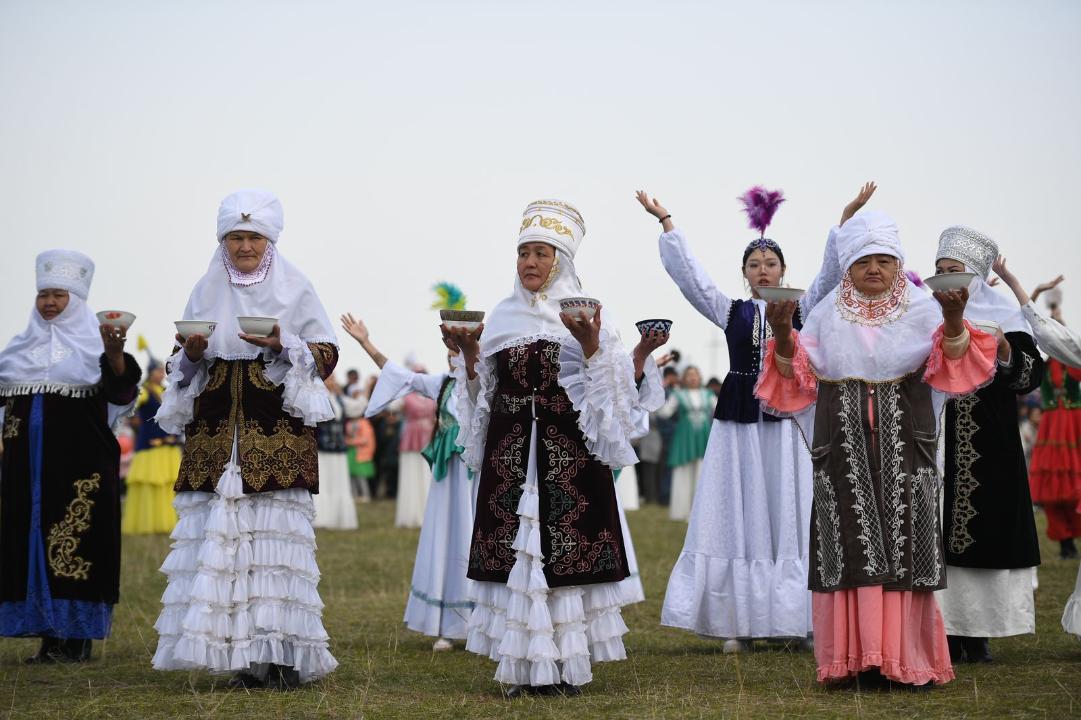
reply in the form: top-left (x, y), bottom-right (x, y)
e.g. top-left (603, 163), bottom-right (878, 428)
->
top-left (849, 254), bottom-right (899, 295)
top-left (743, 249), bottom-right (784, 292)
top-left (224, 231), bottom-right (269, 273)
top-left (935, 258), bottom-right (966, 275)
top-left (683, 367), bottom-right (702, 389)
top-left (518, 242), bottom-right (557, 293)
top-left (36, 289), bottom-right (70, 320)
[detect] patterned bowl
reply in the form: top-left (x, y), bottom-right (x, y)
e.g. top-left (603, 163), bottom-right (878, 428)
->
top-left (923, 272), bottom-right (976, 293)
top-left (558, 296), bottom-right (601, 320)
top-left (237, 316), bottom-right (278, 337)
top-left (635, 318), bottom-right (673, 336)
top-left (971, 319), bottom-right (1001, 336)
top-left (440, 309), bottom-right (485, 332)
top-left (96, 310), bottom-right (136, 329)
top-left (174, 320), bottom-right (217, 339)
top-left (755, 287), bottom-right (805, 303)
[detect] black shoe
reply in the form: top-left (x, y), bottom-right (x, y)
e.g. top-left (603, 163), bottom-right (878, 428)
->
top-left (855, 669), bottom-right (888, 690)
top-left (1061, 539), bottom-right (1079, 560)
top-left (557, 682), bottom-right (582, 697)
top-left (505, 685), bottom-right (531, 699)
top-left (266, 664), bottom-right (302, 691)
top-left (226, 672), bottom-right (266, 690)
top-left (60, 639), bottom-right (92, 662)
top-left (946, 635), bottom-right (966, 664)
top-left (24, 637), bottom-right (64, 665)
top-left (961, 637), bottom-right (993, 663)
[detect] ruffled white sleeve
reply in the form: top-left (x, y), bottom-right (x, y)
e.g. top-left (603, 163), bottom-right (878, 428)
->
top-left (1024, 302), bottom-right (1081, 367)
top-left (451, 353), bottom-right (497, 474)
top-left (261, 330), bottom-right (335, 426)
top-left (557, 334), bottom-right (643, 469)
top-left (155, 348), bottom-right (211, 435)
top-left (626, 356), bottom-right (666, 439)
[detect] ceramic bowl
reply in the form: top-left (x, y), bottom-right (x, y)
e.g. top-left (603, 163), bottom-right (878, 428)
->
top-left (923, 272), bottom-right (977, 293)
top-left (174, 320), bottom-right (217, 339)
top-left (971, 319), bottom-right (1001, 336)
top-left (559, 296), bottom-right (601, 320)
top-left (755, 287), bottom-right (805, 303)
top-left (96, 310), bottom-right (136, 329)
top-left (440, 309), bottom-right (485, 332)
top-left (237, 316), bottom-right (278, 337)
top-left (635, 318), bottom-right (673, 336)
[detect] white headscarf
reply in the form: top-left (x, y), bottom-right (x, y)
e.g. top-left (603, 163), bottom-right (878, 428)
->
top-left (180, 189), bottom-right (337, 361)
top-left (801, 211), bottom-right (943, 382)
top-left (0, 250), bottom-right (104, 397)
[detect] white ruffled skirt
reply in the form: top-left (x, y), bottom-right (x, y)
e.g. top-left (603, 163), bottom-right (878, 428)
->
top-left (403, 456), bottom-right (478, 639)
top-left (152, 441), bottom-right (337, 683)
top-left (313, 451), bottom-right (359, 530)
top-left (464, 423), bottom-right (633, 687)
top-left (662, 419), bottom-right (813, 639)
top-left (1063, 564), bottom-right (1081, 637)
top-left (395, 452), bottom-right (431, 529)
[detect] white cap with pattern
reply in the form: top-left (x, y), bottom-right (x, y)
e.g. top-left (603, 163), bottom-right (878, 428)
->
top-left (36, 249), bottom-right (95, 299)
top-left (937, 225), bottom-right (998, 279)
top-left (517, 199), bottom-right (586, 258)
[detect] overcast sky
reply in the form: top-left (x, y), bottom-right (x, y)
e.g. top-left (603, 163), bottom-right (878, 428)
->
top-left (2, 0), bottom-right (1078, 380)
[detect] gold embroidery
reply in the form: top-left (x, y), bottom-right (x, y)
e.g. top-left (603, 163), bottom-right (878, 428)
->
top-left (46, 473), bottom-right (100, 580)
top-left (176, 417), bottom-right (231, 491)
top-left (248, 361), bottom-right (278, 391)
top-left (520, 215), bottom-right (576, 245)
top-left (308, 342), bottom-right (337, 380)
top-left (237, 418), bottom-right (316, 491)
top-left (206, 360), bottom-right (229, 391)
top-left (3, 403), bottom-right (19, 440)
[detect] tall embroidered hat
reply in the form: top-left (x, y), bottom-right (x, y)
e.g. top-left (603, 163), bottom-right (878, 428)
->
top-left (936, 225), bottom-right (998, 279)
top-left (518, 199), bottom-right (586, 259)
top-left (36, 249), bottom-right (95, 299)
top-left (217, 188), bottom-right (284, 244)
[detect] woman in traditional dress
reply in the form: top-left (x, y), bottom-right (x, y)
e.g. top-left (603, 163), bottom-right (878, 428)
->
top-left (657, 365), bottom-right (715, 521)
top-left (395, 368), bottom-right (437, 529)
top-left (445, 199), bottom-right (666, 696)
top-left (992, 256), bottom-right (1081, 636)
top-left (341, 313), bottom-right (479, 650)
top-left (346, 390), bottom-right (376, 502)
top-left (756, 210), bottom-right (999, 688)
top-left (152, 189), bottom-right (340, 689)
top-left (930, 227), bottom-right (1044, 663)
top-left (311, 376), bottom-right (366, 530)
top-left (0, 250), bottom-right (140, 663)
top-left (122, 355), bottom-right (182, 534)
top-left (637, 183), bottom-right (875, 651)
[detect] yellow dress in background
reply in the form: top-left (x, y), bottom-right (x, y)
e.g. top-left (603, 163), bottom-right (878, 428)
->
top-left (122, 384), bottom-right (180, 534)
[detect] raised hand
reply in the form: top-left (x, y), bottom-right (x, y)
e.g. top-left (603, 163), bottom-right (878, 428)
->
top-left (340, 313), bottom-right (370, 345)
top-left (840, 181), bottom-right (878, 226)
top-left (441, 324), bottom-right (484, 362)
top-left (560, 307), bottom-right (602, 360)
top-left (1031, 274), bottom-right (1065, 303)
top-left (636, 191), bottom-right (674, 232)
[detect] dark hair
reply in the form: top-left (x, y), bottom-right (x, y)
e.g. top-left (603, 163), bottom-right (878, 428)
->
top-left (742, 238), bottom-right (786, 269)
top-left (662, 367), bottom-right (679, 379)
top-left (430, 375), bottom-right (454, 444)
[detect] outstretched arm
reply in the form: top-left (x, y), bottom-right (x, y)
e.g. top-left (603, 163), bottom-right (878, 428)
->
top-left (341, 313), bottom-right (387, 369)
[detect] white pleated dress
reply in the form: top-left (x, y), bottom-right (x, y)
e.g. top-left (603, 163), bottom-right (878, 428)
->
top-left (454, 338), bottom-right (663, 687)
top-left (658, 227), bottom-right (840, 640)
top-left (152, 337), bottom-right (337, 683)
top-left (312, 394), bottom-right (367, 531)
top-left (367, 362), bottom-right (479, 640)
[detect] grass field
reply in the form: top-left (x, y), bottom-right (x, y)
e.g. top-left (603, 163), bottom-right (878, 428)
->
top-left (2, 501), bottom-right (1079, 719)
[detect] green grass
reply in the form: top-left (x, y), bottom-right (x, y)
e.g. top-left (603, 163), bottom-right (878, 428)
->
top-left (2, 502), bottom-right (1079, 719)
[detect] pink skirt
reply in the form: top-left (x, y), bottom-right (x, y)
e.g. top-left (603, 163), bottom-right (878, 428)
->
top-left (813, 587), bottom-right (955, 686)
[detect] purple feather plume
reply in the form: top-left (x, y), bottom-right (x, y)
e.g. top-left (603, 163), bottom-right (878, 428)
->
top-left (738, 186), bottom-right (785, 237)
top-left (905, 270), bottom-right (924, 288)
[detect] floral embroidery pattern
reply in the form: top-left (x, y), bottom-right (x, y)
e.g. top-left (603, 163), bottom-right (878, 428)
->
top-left (205, 360), bottom-right (229, 392)
top-left (2, 402), bottom-right (20, 440)
top-left (470, 426), bottom-right (526, 573)
top-left (247, 360), bottom-right (279, 391)
top-left (836, 268), bottom-right (910, 327)
top-left (46, 474), bottom-right (100, 580)
top-left (1009, 352), bottom-right (1036, 391)
top-left (237, 418), bottom-right (317, 491)
top-left (176, 417), bottom-right (231, 491)
top-left (911, 467), bottom-right (943, 586)
top-left (948, 395), bottom-right (981, 555)
top-left (542, 425), bottom-right (592, 575)
top-left (876, 382), bottom-right (909, 578)
top-left (838, 381), bottom-right (887, 575)
top-left (813, 470), bottom-right (843, 587)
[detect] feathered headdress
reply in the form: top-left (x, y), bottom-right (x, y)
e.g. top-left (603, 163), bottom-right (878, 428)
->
top-left (905, 270), bottom-right (925, 288)
top-left (739, 186), bottom-right (785, 240)
top-left (431, 282), bottom-right (467, 311)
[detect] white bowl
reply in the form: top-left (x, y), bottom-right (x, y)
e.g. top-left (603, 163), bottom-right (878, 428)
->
top-left (923, 272), bottom-right (977, 293)
top-left (559, 296), bottom-right (601, 319)
top-left (755, 287), bottom-right (805, 303)
top-left (443, 320), bottom-right (482, 332)
top-left (971, 319), bottom-right (1001, 336)
top-left (174, 320), bottom-right (217, 339)
top-left (237, 316), bottom-right (278, 337)
top-left (96, 310), bottom-right (136, 329)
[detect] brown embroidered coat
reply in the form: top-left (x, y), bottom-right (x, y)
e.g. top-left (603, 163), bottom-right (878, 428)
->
top-left (467, 340), bottom-right (629, 588)
top-left (808, 370), bottom-right (946, 593)
top-left (174, 343), bottom-right (338, 495)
